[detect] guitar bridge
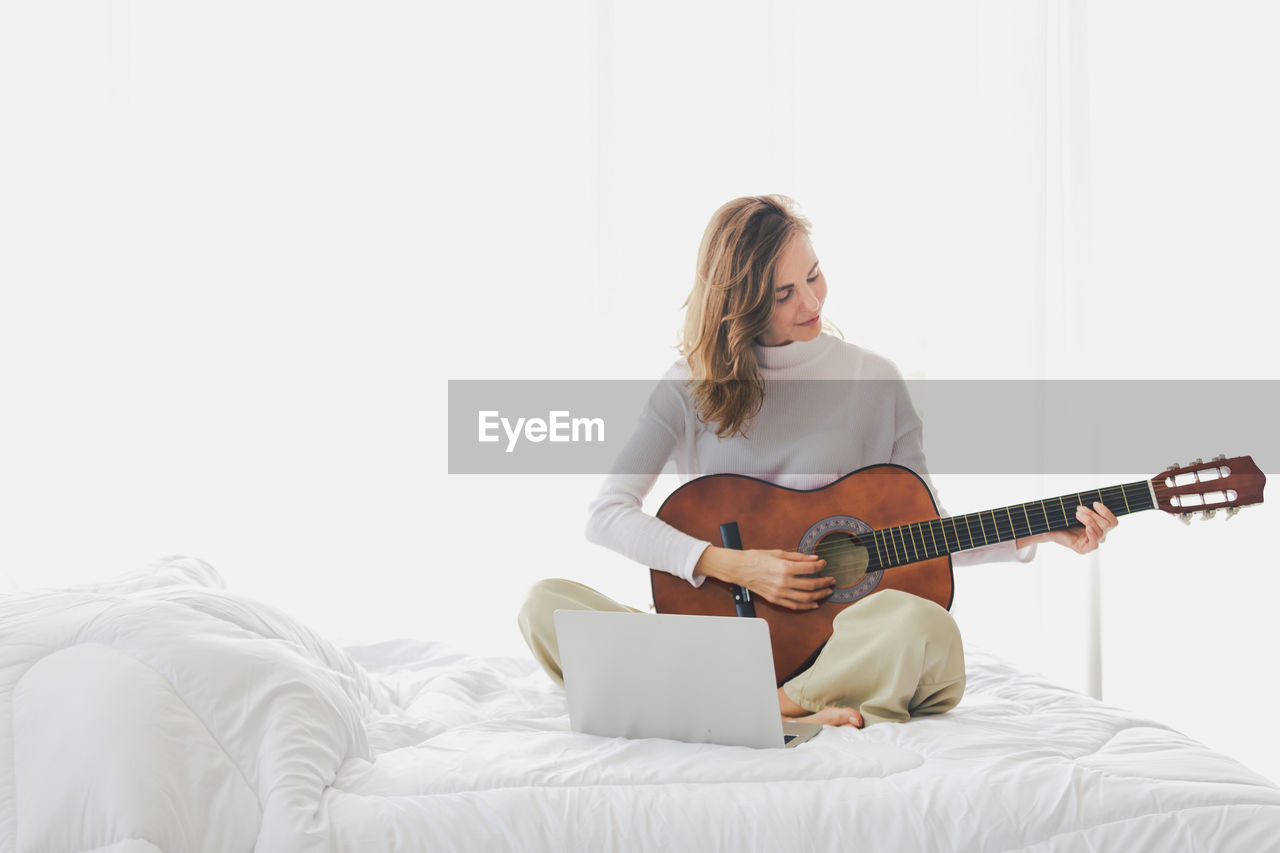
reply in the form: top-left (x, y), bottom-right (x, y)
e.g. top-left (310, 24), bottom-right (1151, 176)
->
top-left (719, 521), bottom-right (756, 618)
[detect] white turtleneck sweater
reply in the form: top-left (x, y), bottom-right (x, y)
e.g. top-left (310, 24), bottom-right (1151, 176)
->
top-left (585, 333), bottom-right (1033, 585)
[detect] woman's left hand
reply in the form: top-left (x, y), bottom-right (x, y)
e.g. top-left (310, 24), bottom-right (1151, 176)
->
top-left (1019, 501), bottom-right (1119, 554)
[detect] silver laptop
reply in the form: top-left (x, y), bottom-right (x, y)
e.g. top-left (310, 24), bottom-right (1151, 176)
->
top-left (554, 610), bottom-right (822, 749)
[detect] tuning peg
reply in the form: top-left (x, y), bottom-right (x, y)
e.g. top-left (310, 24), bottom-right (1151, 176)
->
top-left (1166, 462), bottom-right (1180, 471)
top-left (1226, 506), bottom-right (1241, 520)
top-left (1190, 457), bottom-right (1204, 466)
top-left (1213, 454), bottom-right (1227, 462)
top-left (1201, 509), bottom-right (1217, 520)
top-left (1178, 513), bottom-right (1191, 525)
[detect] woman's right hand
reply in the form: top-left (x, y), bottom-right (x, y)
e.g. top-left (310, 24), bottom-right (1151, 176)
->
top-left (693, 546), bottom-right (836, 610)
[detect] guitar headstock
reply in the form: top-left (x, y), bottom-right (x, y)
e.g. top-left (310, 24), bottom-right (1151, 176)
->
top-left (1150, 455), bottom-right (1266, 521)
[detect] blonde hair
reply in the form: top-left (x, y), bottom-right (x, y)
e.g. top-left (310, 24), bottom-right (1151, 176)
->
top-left (679, 194), bottom-right (814, 438)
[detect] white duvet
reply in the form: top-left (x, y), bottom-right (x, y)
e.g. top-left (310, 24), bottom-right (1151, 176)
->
top-left (3, 557), bottom-right (1278, 852)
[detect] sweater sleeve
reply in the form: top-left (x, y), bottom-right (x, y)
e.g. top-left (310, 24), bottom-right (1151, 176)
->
top-left (886, 372), bottom-right (1036, 567)
top-left (584, 378), bottom-right (712, 586)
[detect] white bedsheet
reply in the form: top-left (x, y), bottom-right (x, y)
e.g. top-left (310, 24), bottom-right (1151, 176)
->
top-left (3, 557), bottom-right (1278, 852)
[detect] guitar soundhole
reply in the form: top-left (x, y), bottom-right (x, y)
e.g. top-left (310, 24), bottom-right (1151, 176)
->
top-left (817, 532), bottom-right (869, 587)
top-left (796, 515), bottom-right (883, 604)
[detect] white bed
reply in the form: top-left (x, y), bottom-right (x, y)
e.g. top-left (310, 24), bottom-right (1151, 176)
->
top-left (3, 557), bottom-right (1278, 852)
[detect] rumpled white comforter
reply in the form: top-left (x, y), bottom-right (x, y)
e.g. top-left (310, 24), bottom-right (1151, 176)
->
top-left (3, 558), bottom-right (1278, 852)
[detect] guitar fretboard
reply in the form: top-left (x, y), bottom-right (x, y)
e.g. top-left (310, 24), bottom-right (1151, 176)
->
top-left (861, 481), bottom-right (1154, 571)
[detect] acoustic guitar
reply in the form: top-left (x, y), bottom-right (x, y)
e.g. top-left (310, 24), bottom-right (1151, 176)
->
top-left (651, 456), bottom-right (1266, 685)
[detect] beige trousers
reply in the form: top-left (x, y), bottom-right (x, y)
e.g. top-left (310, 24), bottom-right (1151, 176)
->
top-left (517, 578), bottom-right (966, 726)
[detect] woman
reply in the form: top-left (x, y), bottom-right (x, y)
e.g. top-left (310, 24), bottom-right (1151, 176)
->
top-left (519, 194), bottom-right (1117, 728)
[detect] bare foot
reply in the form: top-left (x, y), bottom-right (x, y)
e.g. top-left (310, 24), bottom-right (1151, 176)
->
top-left (785, 706), bottom-right (863, 728)
top-left (777, 687), bottom-right (863, 727)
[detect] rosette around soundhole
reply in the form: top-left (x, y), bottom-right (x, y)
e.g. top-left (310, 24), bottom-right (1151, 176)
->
top-left (797, 515), bottom-right (883, 603)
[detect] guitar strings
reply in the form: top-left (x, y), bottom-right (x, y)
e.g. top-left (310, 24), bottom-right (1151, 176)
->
top-left (805, 487), bottom-right (1143, 561)
top-left (803, 482), bottom-right (1151, 562)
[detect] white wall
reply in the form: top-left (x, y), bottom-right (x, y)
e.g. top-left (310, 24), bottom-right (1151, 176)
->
top-left (1082, 0), bottom-right (1280, 785)
top-left (1, 1), bottom-right (1276, 782)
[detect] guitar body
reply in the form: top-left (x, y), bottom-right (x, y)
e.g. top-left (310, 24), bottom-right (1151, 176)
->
top-left (651, 464), bottom-right (954, 685)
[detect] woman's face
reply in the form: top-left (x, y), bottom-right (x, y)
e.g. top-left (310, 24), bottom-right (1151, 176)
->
top-left (757, 234), bottom-right (826, 347)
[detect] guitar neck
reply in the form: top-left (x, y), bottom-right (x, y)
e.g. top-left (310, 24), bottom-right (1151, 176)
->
top-left (868, 480), bottom-right (1155, 570)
